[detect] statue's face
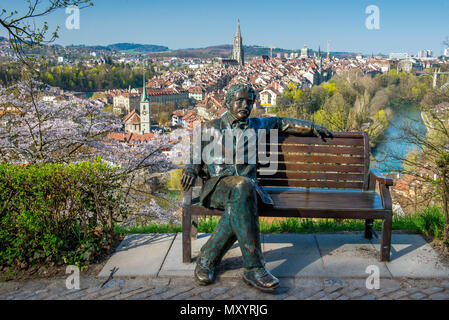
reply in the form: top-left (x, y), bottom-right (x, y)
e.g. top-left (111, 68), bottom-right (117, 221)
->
top-left (230, 89), bottom-right (254, 121)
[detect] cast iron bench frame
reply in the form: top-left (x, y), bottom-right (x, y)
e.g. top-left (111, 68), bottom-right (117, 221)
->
top-left (182, 132), bottom-right (393, 263)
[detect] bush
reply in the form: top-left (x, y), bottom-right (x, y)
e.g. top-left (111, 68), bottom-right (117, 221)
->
top-left (411, 207), bottom-right (445, 239)
top-left (0, 160), bottom-right (125, 269)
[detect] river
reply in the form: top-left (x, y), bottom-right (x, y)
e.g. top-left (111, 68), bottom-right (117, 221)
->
top-left (371, 103), bottom-right (427, 174)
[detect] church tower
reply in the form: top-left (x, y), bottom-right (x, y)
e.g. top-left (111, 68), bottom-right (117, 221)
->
top-left (140, 72), bottom-right (150, 134)
top-left (317, 46), bottom-right (323, 73)
top-left (232, 19), bottom-right (244, 66)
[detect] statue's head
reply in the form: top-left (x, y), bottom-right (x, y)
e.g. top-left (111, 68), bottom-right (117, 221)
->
top-left (225, 83), bottom-right (256, 121)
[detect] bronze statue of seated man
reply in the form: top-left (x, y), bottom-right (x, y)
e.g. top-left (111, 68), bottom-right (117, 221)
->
top-left (181, 83), bottom-right (332, 292)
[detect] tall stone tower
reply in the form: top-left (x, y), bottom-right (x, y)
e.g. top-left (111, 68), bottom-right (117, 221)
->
top-left (140, 72), bottom-right (151, 134)
top-left (317, 46), bottom-right (323, 72)
top-left (232, 19), bottom-right (244, 66)
top-left (314, 46), bottom-right (323, 85)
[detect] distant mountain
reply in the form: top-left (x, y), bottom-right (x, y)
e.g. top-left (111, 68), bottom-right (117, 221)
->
top-left (145, 44), bottom-right (298, 59)
top-left (173, 44), bottom-right (233, 57)
top-left (4, 37), bottom-right (358, 58)
top-left (107, 43), bottom-right (169, 53)
top-left (66, 43), bottom-right (170, 53)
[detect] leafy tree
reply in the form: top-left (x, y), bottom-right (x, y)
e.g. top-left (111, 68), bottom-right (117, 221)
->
top-left (322, 82), bottom-right (336, 96)
top-left (374, 109), bottom-right (388, 128)
top-left (158, 111), bottom-right (170, 127)
top-left (396, 86), bottom-right (449, 243)
top-left (0, 61), bottom-right (156, 91)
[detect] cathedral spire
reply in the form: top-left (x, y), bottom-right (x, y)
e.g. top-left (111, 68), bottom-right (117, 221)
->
top-left (141, 71), bottom-right (149, 102)
top-left (232, 19), bottom-right (244, 66)
top-left (236, 19), bottom-right (241, 37)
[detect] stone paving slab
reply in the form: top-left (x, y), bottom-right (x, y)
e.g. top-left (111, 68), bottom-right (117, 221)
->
top-left (263, 234), bottom-right (325, 277)
top-left (100, 232), bottom-right (449, 279)
top-left (158, 233), bottom-right (262, 278)
top-left (372, 234), bottom-right (449, 278)
top-left (315, 233), bottom-right (392, 278)
top-left (98, 233), bottom-right (175, 277)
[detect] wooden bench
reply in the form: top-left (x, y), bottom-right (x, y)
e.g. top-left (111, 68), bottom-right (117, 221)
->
top-left (182, 132), bottom-right (393, 263)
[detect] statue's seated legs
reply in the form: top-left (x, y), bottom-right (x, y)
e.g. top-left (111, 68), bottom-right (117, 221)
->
top-left (195, 176), bottom-right (279, 292)
top-left (198, 176), bottom-right (264, 268)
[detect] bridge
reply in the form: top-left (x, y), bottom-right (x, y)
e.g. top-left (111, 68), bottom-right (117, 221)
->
top-left (416, 69), bottom-right (449, 88)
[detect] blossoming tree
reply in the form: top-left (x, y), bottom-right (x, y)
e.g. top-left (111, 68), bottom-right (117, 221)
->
top-left (0, 79), bottom-right (184, 224)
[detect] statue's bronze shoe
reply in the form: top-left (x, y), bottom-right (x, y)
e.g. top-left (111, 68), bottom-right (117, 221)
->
top-left (194, 263), bottom-right (215, 286)
top-left (243, 267), bottom-right (280, 292)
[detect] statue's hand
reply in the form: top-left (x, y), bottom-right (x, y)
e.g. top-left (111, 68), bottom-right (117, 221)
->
top-left (313, 124), bottom-right (333, 142)
top-left (181, 171), bottom-right (197, 191)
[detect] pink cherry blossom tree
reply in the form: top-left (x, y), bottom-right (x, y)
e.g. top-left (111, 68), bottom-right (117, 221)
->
top-left (0, 79), bottom-right (184, 224)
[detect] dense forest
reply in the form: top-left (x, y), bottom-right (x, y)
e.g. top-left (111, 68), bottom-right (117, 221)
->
top-left (0, 61), bottom-right (157, 92)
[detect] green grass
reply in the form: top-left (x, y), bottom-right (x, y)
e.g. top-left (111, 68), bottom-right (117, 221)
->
top-left (115, 207), bottom-right (446, 241)
top-left (393, 206), bottom-right (445, 239)
top-left (164, 190), bottom-right (182, 201)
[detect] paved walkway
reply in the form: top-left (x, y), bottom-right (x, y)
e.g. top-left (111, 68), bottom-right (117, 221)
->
top-left (1, 232), bottom-right (449, 300)
top-left (2, 275), bottom-right (449, 300)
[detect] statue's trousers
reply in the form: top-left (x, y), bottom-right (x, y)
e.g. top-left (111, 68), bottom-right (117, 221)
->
top-left (197, 176), bottom-right (265, 269)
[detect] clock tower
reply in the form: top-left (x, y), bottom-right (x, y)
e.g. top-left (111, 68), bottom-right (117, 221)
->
top-left (140, 72), bottom-right (150, 133)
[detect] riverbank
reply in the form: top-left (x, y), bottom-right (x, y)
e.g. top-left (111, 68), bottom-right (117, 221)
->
top-left (372, 103), bottom-right (426, 173)
top-left (421, 110), bottom-right (433, 130)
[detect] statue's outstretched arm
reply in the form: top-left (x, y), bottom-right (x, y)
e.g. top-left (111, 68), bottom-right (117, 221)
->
top-left (277, 117), bottom-right (333, 142)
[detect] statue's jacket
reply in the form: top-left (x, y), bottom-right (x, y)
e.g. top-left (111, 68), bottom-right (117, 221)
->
top-left (183, 112), bottom-right (318, 208)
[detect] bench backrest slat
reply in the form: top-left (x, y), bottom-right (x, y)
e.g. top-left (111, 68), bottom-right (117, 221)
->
top-left (257, 132), bottom-right (370, 190)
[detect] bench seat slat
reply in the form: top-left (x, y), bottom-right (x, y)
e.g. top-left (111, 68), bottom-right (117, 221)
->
top-left (257, 171), bottom-right (365, 181)
top-left (268, 190), bottom-right (382, 210)
top-left (273, 154), bottom-right (365, 164)
top-left (277, 136), bottom-right (364, 146)
top-left (264, 145), bottom-right (365, 155)
top-left (257, 179), bottom-right (364, 189)
top-left (258, 163), bottom-right (365, 173)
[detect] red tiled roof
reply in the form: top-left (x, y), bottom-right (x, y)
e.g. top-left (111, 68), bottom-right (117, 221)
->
top-left (107, 132), bottom-right (132, 143)
top-left (123, 109), bottom-right (140, 123)
top-left (107, 132), bottom-right (155, 144)
top-left (129, 133), bottom-right (155, 142)
top-left (189, 87), bottom-right (204, 93)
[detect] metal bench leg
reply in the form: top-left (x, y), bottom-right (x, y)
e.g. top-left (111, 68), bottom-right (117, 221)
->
top-left (192, 216), bottom-right (198, 240)
top-left (182, 208), bottom-right (192, 263)
top-left (364, 219), bottom-right (373, 239)
top-left (379, 215), bottom-right (392, 262)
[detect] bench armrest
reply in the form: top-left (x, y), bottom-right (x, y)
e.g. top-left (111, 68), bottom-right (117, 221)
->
top-left (369, 169), bottom-right (392, 210)
top-left (182, 187), bottom-right (193, 207)
top-left (370, 169), bottom-right (393, 187)
top-left (182, 173), bottom-right (204, 207)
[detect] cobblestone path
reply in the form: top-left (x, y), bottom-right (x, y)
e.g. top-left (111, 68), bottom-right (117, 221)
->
top-left (1, 276), bottom-right (449, 300)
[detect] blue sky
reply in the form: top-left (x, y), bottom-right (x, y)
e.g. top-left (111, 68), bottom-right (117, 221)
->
top-left (1, 0), bottom-right (448, 54)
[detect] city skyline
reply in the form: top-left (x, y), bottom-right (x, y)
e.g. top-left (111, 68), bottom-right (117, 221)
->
top-left (1, 0), bottom-right (449, 55)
